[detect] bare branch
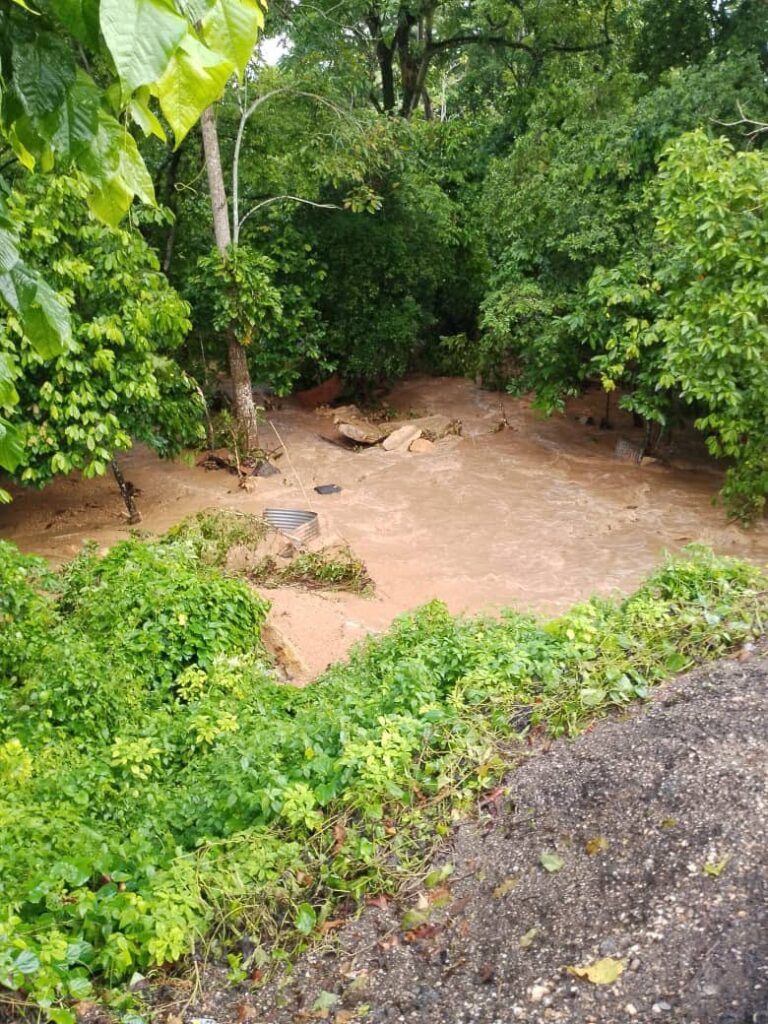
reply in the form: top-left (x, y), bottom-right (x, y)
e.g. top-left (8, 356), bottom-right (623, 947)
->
top-left (232, 86), bottom-right (294, 240)
top-left (428, 33), bottom-right (534, 54)
top-left (231, 86), bottom-right (365, 242)
top-left (238, 194), bottom-right (342, 234)
top-left (715, 102), bottom-right (768, 145)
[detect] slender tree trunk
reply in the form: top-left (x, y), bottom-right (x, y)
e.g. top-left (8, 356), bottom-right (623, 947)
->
top-left (201, 106), bottom-right (232, 251)
top-left (200, 105), bottom-right (259, 447)
top-left (111, 459), bottom-right (141, 524)
top-left (155, 145), bottom-right (182, 273)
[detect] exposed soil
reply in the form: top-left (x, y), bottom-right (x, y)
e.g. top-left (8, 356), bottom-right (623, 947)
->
top-left (184, 650), bottom-right (768, 1024)
top-left (2, 377), bottom-right (767, 680)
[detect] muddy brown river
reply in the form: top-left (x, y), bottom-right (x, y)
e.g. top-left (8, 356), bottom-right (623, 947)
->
top-left (2, 377), bottom-right (766, 680)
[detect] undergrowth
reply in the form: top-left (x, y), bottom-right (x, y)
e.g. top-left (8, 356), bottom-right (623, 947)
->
top-left (250, 547), bottom-right (374, 594)
top-left (162, 508), bottom-right (269, 569)
top-left (162, 510), bottom-right (373, 595)
top-left (0, 537), bottom-right (765, 1022)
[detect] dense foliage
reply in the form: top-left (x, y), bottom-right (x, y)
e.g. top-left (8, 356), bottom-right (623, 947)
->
top-left (586, 131), bottom-right (768, 518)
top-left (1, 534), bottom-right (765, 1018)
top-left (1, 0), bottom-right (765, 514)
top-left (0, 176), bottom-right (202, 493)
top-left (0, 0), bottom-right (266, 471)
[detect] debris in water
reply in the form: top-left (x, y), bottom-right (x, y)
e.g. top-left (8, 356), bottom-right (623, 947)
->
top-left (614, 437), bottom-right (645, 463)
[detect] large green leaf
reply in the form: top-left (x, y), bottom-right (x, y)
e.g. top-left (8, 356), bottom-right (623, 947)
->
top-left (202, 0), bottom-right (265, 75)
top-left (50, 0), bottom-right (101, 48)
top-left (11, 34), bottom-right (77, 117)
top-left (0, 263), bottom-right (72, 358)
top-left (100, 0), bottom-right (187, 92)
top-left (40, 72), bottom-right (100, 160)
top-left (87, 174), bottom-right (134, 227)
top-left (77, 109), bottom-right (122, 184)
top-left (157, 35), bottom-right (235, 144)
top-left (117, 129), bottom-right (156, 205)
top-left (0, 226), bottom-right (20, 276)
top-left (68, 107), bottom-right (152, 224)
top-left (79, 110), bottom-right (155, 224)
top-left (183, 0), bottom-right (218, 21)
top-left (129, 88), bottom-right (167, 141)
top-left (0, 416), bottom-right (25, 473)
top-left (0, 354), bottom-right (19, 408)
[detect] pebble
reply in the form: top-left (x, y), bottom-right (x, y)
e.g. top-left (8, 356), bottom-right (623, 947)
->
top-left (625, 1005), bottom-right (638, 1016)
top-left (530, 984), bottom-right (549, 1003)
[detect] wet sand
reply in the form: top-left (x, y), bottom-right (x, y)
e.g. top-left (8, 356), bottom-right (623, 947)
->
top-left (2, 376), bottom-right (766, 680)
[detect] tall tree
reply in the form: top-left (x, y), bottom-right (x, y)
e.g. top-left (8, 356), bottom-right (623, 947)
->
top-left (200, 105), bottom-right (260, 444)
top-left (283, 0), bottom-right (615, 118)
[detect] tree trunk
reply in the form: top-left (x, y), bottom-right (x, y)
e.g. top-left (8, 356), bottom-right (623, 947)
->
top-left (377, 39), bottom-right (397, 112)
top-left (200, 106), bottom-right (232, 250)
top-left (227, 332), bottom-right (259, 449)
top-left (110, 459), bottom-right (141, 524)
top-left (200, 105), bottom-right (259, 448)
top-left (156, 145), bottom-right (182, 274)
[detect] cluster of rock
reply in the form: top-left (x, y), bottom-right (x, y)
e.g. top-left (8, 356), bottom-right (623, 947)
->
top-left (326, 405), bottom-right (459, 453)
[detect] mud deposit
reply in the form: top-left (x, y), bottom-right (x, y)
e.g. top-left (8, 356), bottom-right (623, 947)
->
top-left (2, 377), bottom-right (767, 679)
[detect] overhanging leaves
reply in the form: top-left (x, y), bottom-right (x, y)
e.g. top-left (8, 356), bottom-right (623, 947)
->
top-left (39, 72), bottom-right (101, 160)
top-left (0, 354), bottom-right (19, 408)
top-left (202, 0), bottom-right (265, 76)
top-left (0, 263), bottom-right (72, 358)
top-left (50, 0), bottom-right (102, 48)
top-left (157, 35), bottom-right (235, 144)
top-left (11, 34), bottom-right (77, 117)
top-left (100, 0), bottom-right (187, 92)
top-left (0, 416), bottom-right (25, 473)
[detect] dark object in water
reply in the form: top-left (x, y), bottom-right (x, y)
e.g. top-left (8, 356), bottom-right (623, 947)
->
top-left (314, 484), bottom-right (341, 495)
top-left (614, 437), bottom-right (645, 463)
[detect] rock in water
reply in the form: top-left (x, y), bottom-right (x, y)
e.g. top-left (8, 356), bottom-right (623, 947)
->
top-left (383, 425), bottom-right (423, 451)
top-left (409, 437), bottom-right (435, 453)
top-left (338, 420), bottom-right (386, 444)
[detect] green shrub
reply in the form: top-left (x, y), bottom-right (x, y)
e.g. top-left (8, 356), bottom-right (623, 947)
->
top-left (0, 537), bottom-right (764, 1021)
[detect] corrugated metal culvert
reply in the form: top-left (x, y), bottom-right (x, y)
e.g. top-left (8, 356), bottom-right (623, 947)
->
top-left (263, 508), bottom-right (319, 543)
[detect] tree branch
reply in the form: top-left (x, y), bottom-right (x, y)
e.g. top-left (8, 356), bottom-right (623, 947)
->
top-left (427, 33), bottom-right (534, 55)
top-left (238, 195), bottom-right (342, 234)
top-left (232, 86), bottom-right (294, 242)
top-left (716, 103), bottom-right (768, 144)
top-left (232, 85), bottom-right (367, 240)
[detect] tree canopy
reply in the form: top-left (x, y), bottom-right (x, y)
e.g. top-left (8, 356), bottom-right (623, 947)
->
top-left (1, 0), bottom-right (767, 515)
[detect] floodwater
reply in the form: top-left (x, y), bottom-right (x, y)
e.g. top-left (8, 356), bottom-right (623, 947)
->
top-left (2, 376), bottom-right (767, 680)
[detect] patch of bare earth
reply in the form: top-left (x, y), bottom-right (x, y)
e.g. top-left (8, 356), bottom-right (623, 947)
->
top-left (184, 653), bottom-right (768, 1024)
